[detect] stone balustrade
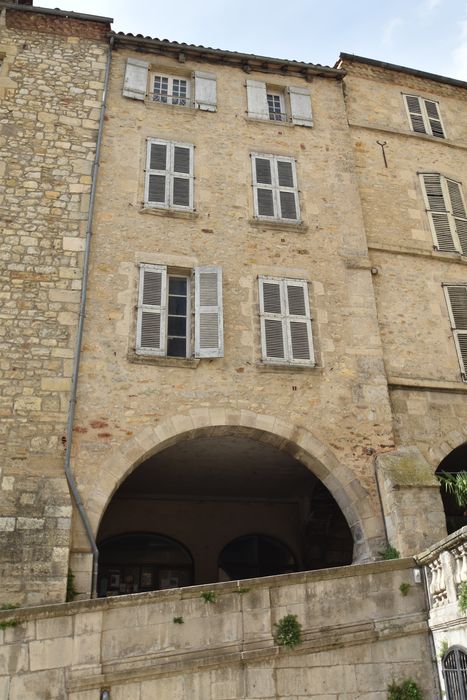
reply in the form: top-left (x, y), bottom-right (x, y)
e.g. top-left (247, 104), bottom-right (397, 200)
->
top-left (416, 526), bottom-right (467, 611)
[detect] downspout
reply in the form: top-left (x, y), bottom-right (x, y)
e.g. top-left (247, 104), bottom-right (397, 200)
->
top-left (64, 35), bottom-right (114, 599)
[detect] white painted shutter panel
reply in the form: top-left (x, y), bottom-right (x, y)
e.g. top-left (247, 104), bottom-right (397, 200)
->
top-left (285, 280), bottom-right (314, 364)
top-left (288, 86), bottom-right (313, 127)
top-left (405, 95), bottom-right (426, 134)
top-left (146, 140), bottom-right (169, 206)
top-left (194, 266), bottom-right (223, 357)
top-left (172, 144), bottom-right (193, 208)
top-left (123, 58), bottom-right (149, 100)
top-left (445, 285), bottom-right (467, 377)
top-left (259, 277), bottom-right (286, 361)
top-left (421, 174), bottom-right (457, 252)
top-left (136, 264), bottom-right (167, 355)
top-left (446, 179), bottom-right (467, 255)
top-left (252, 155), bottom-right (275, 218)
top-left (246, 80), bottom-right (269, 120)
top-left (424, 99), bottom-right (444, 138)
top-left (194, 71), bottom-right (217, 111)
top-left (276, 159), bottom-right (299, 220)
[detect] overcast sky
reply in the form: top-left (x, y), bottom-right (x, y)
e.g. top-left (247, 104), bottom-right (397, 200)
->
top-left (37, 0), bottom-right (467, 80)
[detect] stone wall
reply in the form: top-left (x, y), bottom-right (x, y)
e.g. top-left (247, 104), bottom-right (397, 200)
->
top-left (0, 6), bottom-right (109, 604)
top-left (0, 559), bottom-right (437, 699)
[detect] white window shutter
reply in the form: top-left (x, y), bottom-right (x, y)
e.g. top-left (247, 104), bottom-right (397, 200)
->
top-left (284, 280), bottom-right (314, 364)
top-left (288, 86), bottom-right (313, 127)
top-left (172, 144), bottom-right (194, 209)
top-left (194, 71), bottom-right (217, 111)
top-left (136, 264), bottom-right (167, 355)
top-left (259, 277), bottom-right (286, 361)
top-left (145, 140), bottom-right (169, 207)
top-left (405, 95), bottom-right (426, 134)
top-left (420, 174), bottom-right (457, 253)
top-left (123, 58), bottom-right (149, 100)
top-left (444, 285), bottom-right (467, 377)
top-left (246, 80), bottom-right (269, 120)
top-left (194, 266), bottom-right (224, 358)
top-left (424, 99), bottom-right (445, 138)
top-left (446, 179), bottom-right (467, 255)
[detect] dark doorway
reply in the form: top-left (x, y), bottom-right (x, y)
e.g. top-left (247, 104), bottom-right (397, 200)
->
top-left (218, 534), bottom-right (296, 580)
top-left (436, 442), bottom-right (467, 534)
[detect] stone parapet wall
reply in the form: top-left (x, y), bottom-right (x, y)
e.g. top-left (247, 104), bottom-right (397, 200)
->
top-left (0, 6), bottom-right (109, 604)
top-left (0, 559), bottom-right (437, 699)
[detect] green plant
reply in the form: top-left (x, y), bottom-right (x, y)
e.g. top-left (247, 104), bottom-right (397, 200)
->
top-left (0, 603), bottom-right (18, 611)
top-left (458, 581), bottom-right (467, 614)
top-left (66, 569), bottom-right (78, 602)
top-left (437, 471), bottom-right (467, 508)
top-left (387, 678), bottom-right (423, 699)
top-left (200, 591), bottom-right (216, 604)
top-left (274, 614), bottom-right (302, 649)
top-left (234, 587), bottom-right (250, 595)
top-left (438, 639), bottom-right (449, 658)
top-left (0, 619), bottom-right (17, 631)
top-left (380, 545), bottom-right (401, 560)
top-left (173, 616), bottom-right (184, 624)
top-left (399, 582), bottom-right (411, 596)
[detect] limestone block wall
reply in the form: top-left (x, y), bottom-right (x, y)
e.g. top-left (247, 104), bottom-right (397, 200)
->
top-left (0, 559), bottom-right (438, 699)
top-left (0, 6), bottom-right (109, 604)
top-left (69, 45), bottom-right (396, 577)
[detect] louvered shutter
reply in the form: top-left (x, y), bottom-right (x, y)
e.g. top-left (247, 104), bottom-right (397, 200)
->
top-left (284, 280), bottom-right (314, 364)
top-left (421, 174), bottom-right (457, 252)
top-left (194, 266), bottom-right (223, 357)
top-left (172, 144), bottom-right (193, 208)
top-left (405, 95), bottom-right (426, 134)
top-left (146, 140), bottom-right (169, 206)
top-left (123, 58), bottom-right (149, 100)
top-left (259, 278), bottom-right (286, 361)
top-left (288, 86), bottom-right (313, 127)
top-left (444, 285), bottom-right (467, 377)
top-left (276, 159), bottom-right (299, 220)
top-left (194, 71), bottom-right (217, 111)
top-left (252, 155), bottom-right (275, 217)
top-left (136, 264), bottom-right (167, 355)
top-left (246, 80), bottom-right (269, 120)
top-left (446, 179), bottom-right (467, 255)
top-left (424, 99), bottom-right (445, 138)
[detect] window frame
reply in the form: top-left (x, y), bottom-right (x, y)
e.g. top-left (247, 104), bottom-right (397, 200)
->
top-left (403, 93), bottom-right (446, 138)
top-left (266, 90), bottom-right (286, 122)
top-left (420, 173), bottom-right (467, 255)
top-left (150, 72), bottom-right (191, 107)
top-left (251, 153), bottom-right (301, 223)
top-left (144, 138), bottom-right (194, 212)
top-left (258, 275), bottom-right (315, 367)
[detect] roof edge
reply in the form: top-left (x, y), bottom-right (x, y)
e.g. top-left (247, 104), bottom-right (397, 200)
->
top-left (113, 32), bottom-right (345, 80)
top-left (0, 2), bottom-right (113, 24)
top-left (337, 52), bottom-right (467, 89)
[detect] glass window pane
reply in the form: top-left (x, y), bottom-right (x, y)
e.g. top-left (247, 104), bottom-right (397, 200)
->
top-left (169, 277), bottom-right (187, 295)
top-left (168, 316), bottom-right (187, 336)
top-left (167, 337), bottom-right (187, 357)
top-left (169, 295), bottom-right (187, 315)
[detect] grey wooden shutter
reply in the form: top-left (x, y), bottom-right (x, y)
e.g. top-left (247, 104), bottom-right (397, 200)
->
top-left (444, 285), bottom-right (467, 377)
top-left (172, 144), bottom-right (193, 208)
top-left (276, 158), bottom-right (299, 220)
top-left (421, 174), bottom-right (457, 252)
top-left (194, 266), bottom-right (223, 357)
top-left (259, 277), bottom-right (286, 361)
top-left (123, 58), bottom-right (149, 100)
top-left (146, 140), bottom-right (169, 206)
top-left (446, 179), bottom-right (467, 254)
top-left (136, 264), bottom-right (167, 355)
top-left (424, 99), bottom-right (445, 138)
top-left (194, 71), bottom-right (217, 111)
top-left (288, 86), bottom-right (313, 127)
top-left (246, 80), bottom-right (269, 120)
top-left (252, 155), bottom-right (275, 217)
top-left (405, 95), bottom-right (426, 134)
top-left (284, 280), bottom-right (314, 364)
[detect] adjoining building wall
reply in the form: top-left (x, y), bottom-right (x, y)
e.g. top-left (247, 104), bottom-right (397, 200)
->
top-left (0, 4), bottom-right (110, 605)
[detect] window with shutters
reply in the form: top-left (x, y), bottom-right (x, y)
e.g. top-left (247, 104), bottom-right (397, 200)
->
top-left (420, 174), bottom-right (467, 255)
top-left (444, 285), bottom-right (467, 380)
top-left (122, 58), bottom-right (217, 111)
top-left (145, 139), bottom-right (194, 211)
top-left (251, 154), bottom-right (300, 222)
top-left (258, 277), bottom-right (315, 366)
top-left (404, 94), bottom-right (445, 138)
top-left (136, 264), bottom-right (223, 359)
top-left (246, 80), bottom-right (313, 127)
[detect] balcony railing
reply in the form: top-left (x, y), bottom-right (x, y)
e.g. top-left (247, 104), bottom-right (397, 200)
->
top-left (416, 526), bottom-right (467, 610)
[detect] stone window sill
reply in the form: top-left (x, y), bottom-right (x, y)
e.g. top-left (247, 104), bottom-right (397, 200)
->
top-left (139, 207), bottom-right (199, 221)
top-left (249, 219), bottom-right (309, 233)
top-left (256, 362), bottom-right (321, 373)
top-left (128, 352), bottom-right (200, 369)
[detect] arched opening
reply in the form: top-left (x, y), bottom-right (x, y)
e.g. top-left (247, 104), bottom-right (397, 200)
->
top-left (436, 442), bottom-right (467, 534)
top-left (218, 534), bottom-right (297, 581)
top-left (442, 646), bottom-right (467, 700)
top-left (96, 433), bottom-right (355, 594)
top-left (97, 533), bottom-right (193, 597)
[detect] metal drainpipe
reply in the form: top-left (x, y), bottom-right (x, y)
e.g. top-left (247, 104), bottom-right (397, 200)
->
top-left (63, 35), bottom-right (114, 599)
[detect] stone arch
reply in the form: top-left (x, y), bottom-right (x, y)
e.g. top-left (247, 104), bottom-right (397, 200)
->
top-left (428, 430), bottom-right (467, 467)
top-left (83, 408), bottom-right (384, 562)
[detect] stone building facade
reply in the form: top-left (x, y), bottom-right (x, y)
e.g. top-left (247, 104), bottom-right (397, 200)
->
top-left (1, 3), bottom-right (467, 697)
